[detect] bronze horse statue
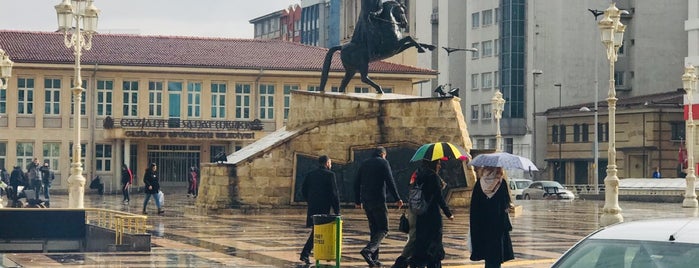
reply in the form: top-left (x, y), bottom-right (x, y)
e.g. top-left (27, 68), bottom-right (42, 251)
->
top-left (319, 0), bottom-right (435, 94)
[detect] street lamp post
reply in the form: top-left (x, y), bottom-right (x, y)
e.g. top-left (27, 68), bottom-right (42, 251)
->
top-left (492, 90), bottom-right (506, 152)
top-left (55, 0), bottom-right (100, 209)
top-left (681, 65), bottom-right (698, 208)
top-left (0, 49), bottom-right (13, 90)
top-left (554, 83), bottom-right (562, 183)
top-left (598, 2), bottom-right (626, 226)
top-left (532, 70), bottom-right (543, 166)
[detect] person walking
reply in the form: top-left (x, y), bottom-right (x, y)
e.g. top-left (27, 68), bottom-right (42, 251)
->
top-left (121, 164), bottom-right (133, 204)
top-left (299, 155), bottom-right (340, 265)
top-left (392, 170), bottom-right (419, 268)
top-left (408, 160), bottom-right (453, 268)
top-left (354, 146), bottom-right (404, 267)
top-left (9, 166), bottom-right (25, 207)
top-left (187, 166), bottom-right (198, 198)
top-left (469, 166), bottom-right (514, 268)
top-left (142, 163), bottom-right (163, 215)
top-left (26, 158), bottom-right (41, 195)
top-left (39, 162), bottom-right (54, 207)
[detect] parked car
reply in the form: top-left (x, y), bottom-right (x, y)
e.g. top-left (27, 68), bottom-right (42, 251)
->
top-left (521, 181), bottom-right (575, 200)
top-left (552, 218), bottom-right (699, 268)
top-left (508, 178), bottom-right (533, 200)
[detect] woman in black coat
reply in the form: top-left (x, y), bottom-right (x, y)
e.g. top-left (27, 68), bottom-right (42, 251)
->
top-left (409, 160), bottom-right (454, 268)
top-left (142, 163), bottom-right (163, 215)
top-left (469, 166), bottom-right (514, 268)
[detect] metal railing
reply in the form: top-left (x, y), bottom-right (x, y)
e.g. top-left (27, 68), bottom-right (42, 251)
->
top-left (85, 208), bottom-right (148, 244)
top-left (564, 184), bottom-right (605, 195)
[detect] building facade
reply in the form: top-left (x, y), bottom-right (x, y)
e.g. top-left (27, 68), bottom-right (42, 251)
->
top-left (415, 0), bottom-right (688, 183)
top-left (249, 4), bottom-right (302, 42)
top-left (0, 30), bottom-right (434, 192)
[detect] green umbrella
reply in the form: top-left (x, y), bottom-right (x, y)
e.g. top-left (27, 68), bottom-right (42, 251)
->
top-left (410, 142), bottom-right (470, 162)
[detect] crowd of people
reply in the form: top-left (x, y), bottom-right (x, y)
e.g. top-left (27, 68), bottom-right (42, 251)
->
top-left (298, 146), bottom-right (514, 268)
top-left (0, 158), bottom-right (54, 208)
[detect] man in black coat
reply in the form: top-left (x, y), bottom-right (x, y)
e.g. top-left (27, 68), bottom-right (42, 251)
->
top-left (299, 155), bottom-right (340, 265)
top-left (354, 146), bottom-right (403, 267)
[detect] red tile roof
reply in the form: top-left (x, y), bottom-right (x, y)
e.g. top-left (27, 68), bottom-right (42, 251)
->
top-left (0, 30), bottom-right (436, 75)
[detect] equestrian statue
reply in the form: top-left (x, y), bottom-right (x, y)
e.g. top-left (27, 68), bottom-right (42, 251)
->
top-left (319, 0), bottom-right (435, 94)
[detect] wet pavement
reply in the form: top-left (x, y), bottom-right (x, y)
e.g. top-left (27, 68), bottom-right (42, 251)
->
top-left (1, 190), bottom-right (698, 267)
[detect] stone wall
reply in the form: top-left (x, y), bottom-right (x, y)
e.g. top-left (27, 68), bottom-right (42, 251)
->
top-left (197, 92), bottom-right (476, 209)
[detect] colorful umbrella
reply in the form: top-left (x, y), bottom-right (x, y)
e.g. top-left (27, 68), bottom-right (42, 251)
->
top-left (410, 142), bottom-right (470, 162)
top-left (468, 152), bottom-right (538, 171)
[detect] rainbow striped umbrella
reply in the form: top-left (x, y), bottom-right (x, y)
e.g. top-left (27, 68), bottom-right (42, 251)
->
top-left (410, 142), bottom-right (470, 162)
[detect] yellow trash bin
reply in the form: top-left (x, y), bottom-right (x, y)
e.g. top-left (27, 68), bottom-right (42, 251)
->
top-left (313, 214), bottom-right (342, 266)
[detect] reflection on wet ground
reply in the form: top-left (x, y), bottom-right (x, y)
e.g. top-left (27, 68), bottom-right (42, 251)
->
top-left (1, 191), bottom-right (697, 267)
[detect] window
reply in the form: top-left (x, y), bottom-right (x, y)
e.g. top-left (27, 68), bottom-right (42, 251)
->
top-left (614, 71), bottom-right (625, 87)
top-left (582, 123), bottom-right (589, 142)
top-left (471, 12), bottom-right (480, 28)
top-left (482, 40), bottom-right (493, 57)
top-left (18, 78), bottom-right (34, 115)
top-left (96, 80), bottom-right (113, 116)
top-left (489, 138), bottom-right (496, 149)
top-left (599, 122), bottom-right (610, 142)
top-left (553, 125), bottom-right (559, 143)
top-left (505, 138), bottom-right (513, 154)
top-left (671, 122), bottom-right (685, 141)
top-left (355, 86), bottom-right (370, 93)
top-left (495, 7), bottom-right (501, 22)
top-left (148, 81), bottom-right (163, 117)
top-left (284, 84), bottom-right (299, 120)
top-left (471, 74), bottom-right (479, 90)
top-left (482, 72), bottom-right (493, 89)
top-left (494, 71), bottom-right (499, 88)
top-left (123, 80), bottom-right (139, 117)
top-left (210, 145), bottom-right (227, 162)
top-left (0, 87), bottom-right (6, 114)
top-left (95, 144), bottom-right (112, 171)
top-left (471, 105), bottom-right (479, 121)
top-left (494, 38), bottom-right (499, 55)
top-left (259, 84), bottom-right (275, 120)
top-left (42, 142), bottom-right (60, 171)
top-left (211, 82), bottom-right (226, 119)
top-left (476, 139), bottom-right (485, 149)
top-left (69, 142), bottom-right (87, 167)
top-left (307, 85), bottom-right (320, 92)
top-left (471, 43), bottom-right (480, 59)
top-left (187, 82), bottom-right (202, 118)
top-left (235, 83), bottom-right (251, 119)
top-left (574, 124), bottom-right (581, 142)
top-left (560, 124), bottom-right (567, 143)
top-left (482, 9), bottom-right (493, 26)
top-left (330, 86), bottom-right (340, 92)
top-left (44, 78), bottom-right (61, 115)
top-left (0, 142), bottom-right (6, 169)
top-left (71, 79), bottom-right (87, 115)
top-left (383, 87), bottom-right (393, 93)
top-left (16, 142), bottom-right (33, 169)
top-left (482, 104), bottom-right (492, 119)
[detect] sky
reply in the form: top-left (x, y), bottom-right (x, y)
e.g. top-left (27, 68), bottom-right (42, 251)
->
top-left (0, 0), bottom-right (300, 39)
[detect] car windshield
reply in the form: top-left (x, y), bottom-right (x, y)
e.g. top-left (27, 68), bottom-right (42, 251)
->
top-left (515, 181), bottom-right (532, 189)
top-left (541, 181), bottom-right (564, 189)
top-left (553, 239), bottom-right (699, 268)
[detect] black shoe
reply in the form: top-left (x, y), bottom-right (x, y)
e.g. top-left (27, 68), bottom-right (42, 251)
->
top-left (391, 256), bottom-right (408, 268)
top-left (360, 249), bottom-right (376, 266)
top-left (158, 210), bottom-right (164, 215)
top-left (142, 210), bottom-right (147, 215)
top-left (374, 260), bottom-right (382, 267)
top-left (299, 255), bottom-right (310, 265)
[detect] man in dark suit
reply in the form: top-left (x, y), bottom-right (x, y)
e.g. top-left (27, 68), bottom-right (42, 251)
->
top-left (299, 155), bottom-right (340, 265)
top-left (354, 146), bottom-right (403, 267)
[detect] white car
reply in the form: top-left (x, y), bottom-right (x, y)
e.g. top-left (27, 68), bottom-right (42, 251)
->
top-left (552, 218), bottom-right (699, 267)
top-left (508, 178), bottom-right (532, 200)
top-left (521, 181), bottom-right (575, 200)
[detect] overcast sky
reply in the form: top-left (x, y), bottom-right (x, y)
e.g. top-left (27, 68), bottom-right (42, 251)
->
top-left (0, 0), bottom-right (300, 38)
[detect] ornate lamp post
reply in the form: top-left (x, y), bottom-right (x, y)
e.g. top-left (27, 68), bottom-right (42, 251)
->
top-left (55, 0), bottom-right (100, 208)
top-left (681, 65), bottom-right (698, 208)
top-left (492, 90), bottom-right (506, 152)
top-left (0, 49), bottom-right (13, 90)
top-left (598, 2), bottom-right (626, 226)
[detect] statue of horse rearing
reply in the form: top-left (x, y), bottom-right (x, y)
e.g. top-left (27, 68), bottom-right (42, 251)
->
top-left (319, 0), bottom-right (435, 94)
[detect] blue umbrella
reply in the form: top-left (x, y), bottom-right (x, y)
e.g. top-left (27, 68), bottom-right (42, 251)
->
top-left (468, 152), bottom-right (538, 171)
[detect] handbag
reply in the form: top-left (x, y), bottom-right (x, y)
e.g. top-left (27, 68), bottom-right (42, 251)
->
top-left (157, 190), bottom-right (165, 206)
top-left (398, 210), bottom-right (410, 234)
